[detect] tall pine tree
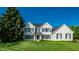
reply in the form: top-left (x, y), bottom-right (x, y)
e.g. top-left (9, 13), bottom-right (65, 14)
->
top-left (0, 7), bottom-right (25, 42)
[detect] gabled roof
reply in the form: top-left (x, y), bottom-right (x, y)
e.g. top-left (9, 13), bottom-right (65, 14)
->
top-left (40, 22), bottom-right (53, 28)
top-left (25, 22), bottom-right (35, 28)
top-left (53, 24), bottom-right (74, 33)
top-left (26, 22), bottom-right (74, 33)
top-left (27, 22), bottom-right (53, 28)
top-left (52, 27), bottom-right (59, 31)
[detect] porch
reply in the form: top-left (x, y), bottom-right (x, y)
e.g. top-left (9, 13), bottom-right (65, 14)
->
top-left (34, 35), bottom-right (52, 40)
top-left (24, 35), bottom-right (52, 40)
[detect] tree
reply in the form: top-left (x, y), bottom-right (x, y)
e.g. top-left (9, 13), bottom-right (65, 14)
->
top-left (70, 26), bottom-right (79, 42)
top-left (0, 7), bottom-right (25, 42)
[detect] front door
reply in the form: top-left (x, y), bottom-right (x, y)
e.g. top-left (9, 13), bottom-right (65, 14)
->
top-left (37, 35), bottom-right (40, 40)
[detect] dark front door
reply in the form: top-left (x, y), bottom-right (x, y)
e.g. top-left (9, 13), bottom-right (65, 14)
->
top-left (37, 35), bottom-right (39, 40)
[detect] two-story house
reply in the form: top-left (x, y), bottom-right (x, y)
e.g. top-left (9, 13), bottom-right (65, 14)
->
top-left (24, 22), bottom-right (74, 41)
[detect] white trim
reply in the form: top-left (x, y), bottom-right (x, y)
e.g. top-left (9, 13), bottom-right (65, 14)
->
top-left (53, 24), bottom-right (74, 34)
top-left (40, 22), bottom-right (53, 28)
top-left (26, 22), bottom-right (35, 28)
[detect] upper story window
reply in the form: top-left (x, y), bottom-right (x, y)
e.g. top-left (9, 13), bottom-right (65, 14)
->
top-left (25, 28), bottom-right (31, 32)
top-left (42, 28), bottom-right (51, 32)
top-left (65, 33), bottom-right (71, 39)
top-left (25, 28), bottom-right (34, 32)
top-left (31, 28), bottom-right (34, 32)
top-left (35, 28), bottom-right (40, 33)
top-left (56, 33), bottom-right (62, 39)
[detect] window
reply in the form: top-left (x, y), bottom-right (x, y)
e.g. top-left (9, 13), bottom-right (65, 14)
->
top-left (42, 35), bottom-right (51, 39)
top-left (31, 28), bottom-right (34, 32)
top-left (25, 28), bottom-right (30, 32)
top-left (35, 28), bottom-right (40, 33)
top-left (25, 28), bottom-right (34, 32)
top-left (65, 33), bottom-right (71, 39)
top-left (56, 33), bottom-right (62, 39)
top-left (42, 28), bottom-right (51, 32)
top-left (25, 35), bottom-right (34, 39)
top-left (46, 35), bottom-right (51, 39)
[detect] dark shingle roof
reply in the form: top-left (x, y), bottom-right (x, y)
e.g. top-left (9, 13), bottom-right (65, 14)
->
top-left (52, 27), bottom-right (59, 31)
top-left (33, 23), bottom-right (43, 27)
top-left (33, 23), bottom-right (59, 31)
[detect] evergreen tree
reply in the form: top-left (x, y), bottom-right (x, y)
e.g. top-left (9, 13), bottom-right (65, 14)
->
top-left (0, 7), bottom-right (25, 42)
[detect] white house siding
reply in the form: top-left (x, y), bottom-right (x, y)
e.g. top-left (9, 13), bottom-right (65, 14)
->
top-left (42, 35), bottom-right (52, 40)
top-left (51, 24), bottom-right (74, 41)
top-left (41, 22), bottom-right (53, 28)
top-left (24, 22), bottom-right (35, 40)
top-left (52, 33), bottom-right (73, 41)
top-left (40, 22), bottom-right (53, 35)
top-left (25, 22), bottom-right (35, 33)
top-left (26, 22), bottom-right (35, 28)
top-left (24, 22), bottom-right (74, 41)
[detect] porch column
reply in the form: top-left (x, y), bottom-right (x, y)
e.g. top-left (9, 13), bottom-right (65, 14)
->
top-left (40, 35), bottom-right (42, 40)
top-left (51, 35), bottom-right (52, 40)
top-left (34, 35), bottom-right (36, 40)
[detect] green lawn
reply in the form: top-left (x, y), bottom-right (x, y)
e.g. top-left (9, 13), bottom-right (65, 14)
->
top-left (0, 40), bottom-right (79, 51)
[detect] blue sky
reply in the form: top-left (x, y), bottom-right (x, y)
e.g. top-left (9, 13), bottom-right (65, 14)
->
top-left (0, 7), bottom-right (79, 26)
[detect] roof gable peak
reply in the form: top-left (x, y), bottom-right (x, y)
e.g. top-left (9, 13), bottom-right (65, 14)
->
top-left (53, 24), bottom-right (74, 33)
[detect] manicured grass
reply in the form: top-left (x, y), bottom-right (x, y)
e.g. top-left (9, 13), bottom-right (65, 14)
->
top-left (0, 40), bottom-right (79, 51)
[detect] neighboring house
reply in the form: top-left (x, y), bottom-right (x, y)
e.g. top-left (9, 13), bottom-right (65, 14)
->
top-left (24, 22), bottom-right (74, 41)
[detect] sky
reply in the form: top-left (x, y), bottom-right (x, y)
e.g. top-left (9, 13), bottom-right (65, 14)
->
top-left (0, 7), bottom-right (79, 26)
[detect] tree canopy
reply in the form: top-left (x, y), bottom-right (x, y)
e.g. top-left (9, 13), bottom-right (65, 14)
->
top-left (0, 7), bottom-right (25, 42)
top-left (70, 26), bottom-right (79, 39)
